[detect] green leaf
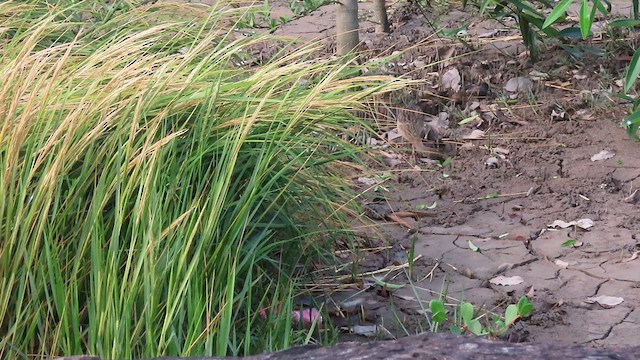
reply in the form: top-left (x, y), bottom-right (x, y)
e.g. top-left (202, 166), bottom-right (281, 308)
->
top-left (517, 296), bottom-right (534, 316)
top-left (416, 201), bottom-right (437, 210)
top-left (561, 239), bottom-right (577, 247)
top-left (558, 27), bottom-right (583, 38)
top-left (634, 97), bottom-right (640, 111)
top-left (543, 0), bottom-right (573, 28)
top-left (429, 300), bottom-right (447, 323)
top-left (461, 302), bottom-right (474, 323)
top-left (622, 110), bottom-right (640, 140)
top-left (558, 44), bottom-right (584, 59)
top-left (625, 47), bottom-right (640, 93)
top-left (468, 240), bottom-right (481, 253)
top-left (466, 319), bottom-right (485, 336)
top-left (505, 304), bottom-right (519, 326)
top-left (459, 115), bottom-right (479, 124)
top-left (608, 19), bottom-right (640, 27)
top-left (579, 0), bottom-right (593, 38)
top-left (591, 0), bottom-right (609, 15)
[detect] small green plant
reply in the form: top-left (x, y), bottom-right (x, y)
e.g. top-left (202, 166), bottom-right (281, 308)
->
top-left (289, 0), bottom-right (331, 16)
top-left (429, 296), bottom-right (533, 337)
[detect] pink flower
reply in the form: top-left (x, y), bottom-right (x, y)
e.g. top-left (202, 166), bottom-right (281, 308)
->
top-left (291, 308), bottom-right (322, 329)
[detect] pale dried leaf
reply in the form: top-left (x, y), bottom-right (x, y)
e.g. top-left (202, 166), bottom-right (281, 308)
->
top-left (489, 275), bottom-right (524, 286)
top-left (548, 218), bottom-right (594, 230)
top-left (442, 68), bottom-right (461, 92)
top-left (586, 295), bottom-right (624, 307)
top-left (575, 218), bottom-right (594, 230)
top-left (504, 77), bottom-right (533, 92)
top-left (590, 149), bottom-right (615, 162)
top-left (357, 177), bottom-right (383, 186)
top-left (462, 129), bottom-right (485, 140)
top-left (529, 70), bottom-right (549, 81)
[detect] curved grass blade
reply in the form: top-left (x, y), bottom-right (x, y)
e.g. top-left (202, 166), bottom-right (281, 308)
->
top-left (624, 47), bottom-right (640, 93)
top-left (543, 0), bottom-right (572, 29)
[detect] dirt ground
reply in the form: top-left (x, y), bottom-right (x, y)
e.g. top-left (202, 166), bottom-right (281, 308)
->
top-left (184, 0), bottom-right (640, 349)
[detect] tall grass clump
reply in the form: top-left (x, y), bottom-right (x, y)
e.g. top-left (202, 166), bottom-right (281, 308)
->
top-left (0, 1), bottom-right (407, 359)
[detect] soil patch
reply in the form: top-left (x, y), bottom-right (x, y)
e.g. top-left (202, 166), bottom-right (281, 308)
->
top-left (179, 0), bottom-right (640, 348)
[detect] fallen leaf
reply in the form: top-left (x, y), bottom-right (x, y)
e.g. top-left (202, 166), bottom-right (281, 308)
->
top-left (489, 275), bottom-right (524, 286)
top-left (590, 149), bottom-right (615, 162)
top-left (554, 259), bottom-right (569, 269)
top-left (585, 295), bottom-right (624, 307)
top-left (416, 201), bottom-right (437, 210)
top-left (504, 77), bottom-right (533, 93)
top-left (357, 177), bottom-right (383, 186)
top-left (548, 218), bottom-right (594, 230)
top-left (468, 240), bottom-right (481, 252)
top-left (550, 220), bottom-right (573, 229)
top-left (529, 70), bottom-right (549, 81)
top-left (442, 68), bottom-right (461, 92)
top-left (526, 286), bottom-right (535, 298)
top-left (575, 219), bottom-right (594, 230)
top-left (462, 129), bottom-right (485, 139)
top-left (344, 324), bottom-right (389, 338)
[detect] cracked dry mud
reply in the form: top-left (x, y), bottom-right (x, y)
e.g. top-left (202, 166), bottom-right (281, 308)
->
top-left (186, 0), bottom-right (640, 348)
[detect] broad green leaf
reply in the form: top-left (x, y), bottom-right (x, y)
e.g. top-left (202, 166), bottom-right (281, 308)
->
top-left (592, 0), bottom-right (609, 15)
top-left (461, 302), bottom-right (474, 323)
top-left (466, 319), bottom-right (485, 336)
top-left (429, 300), bottom-right (447, 323)
top-left (505, 304), bottom-right (519, 325)
top-left (517, 296), bottom-right (534, 316)
top-left (543, 0), bottom-right (573, 28)
top-left (624, 47), bottom-right (640, 93)
top-left (468, 240), bottom-right (480, 253)
top-left (559, 44), bottom-right (584, 59)
top-left (450, 325), bottom-right (463, 334)
top-left (561, 239), bottom-right (577, 247)
top-left (558, 27), bottom-right (583, 38)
